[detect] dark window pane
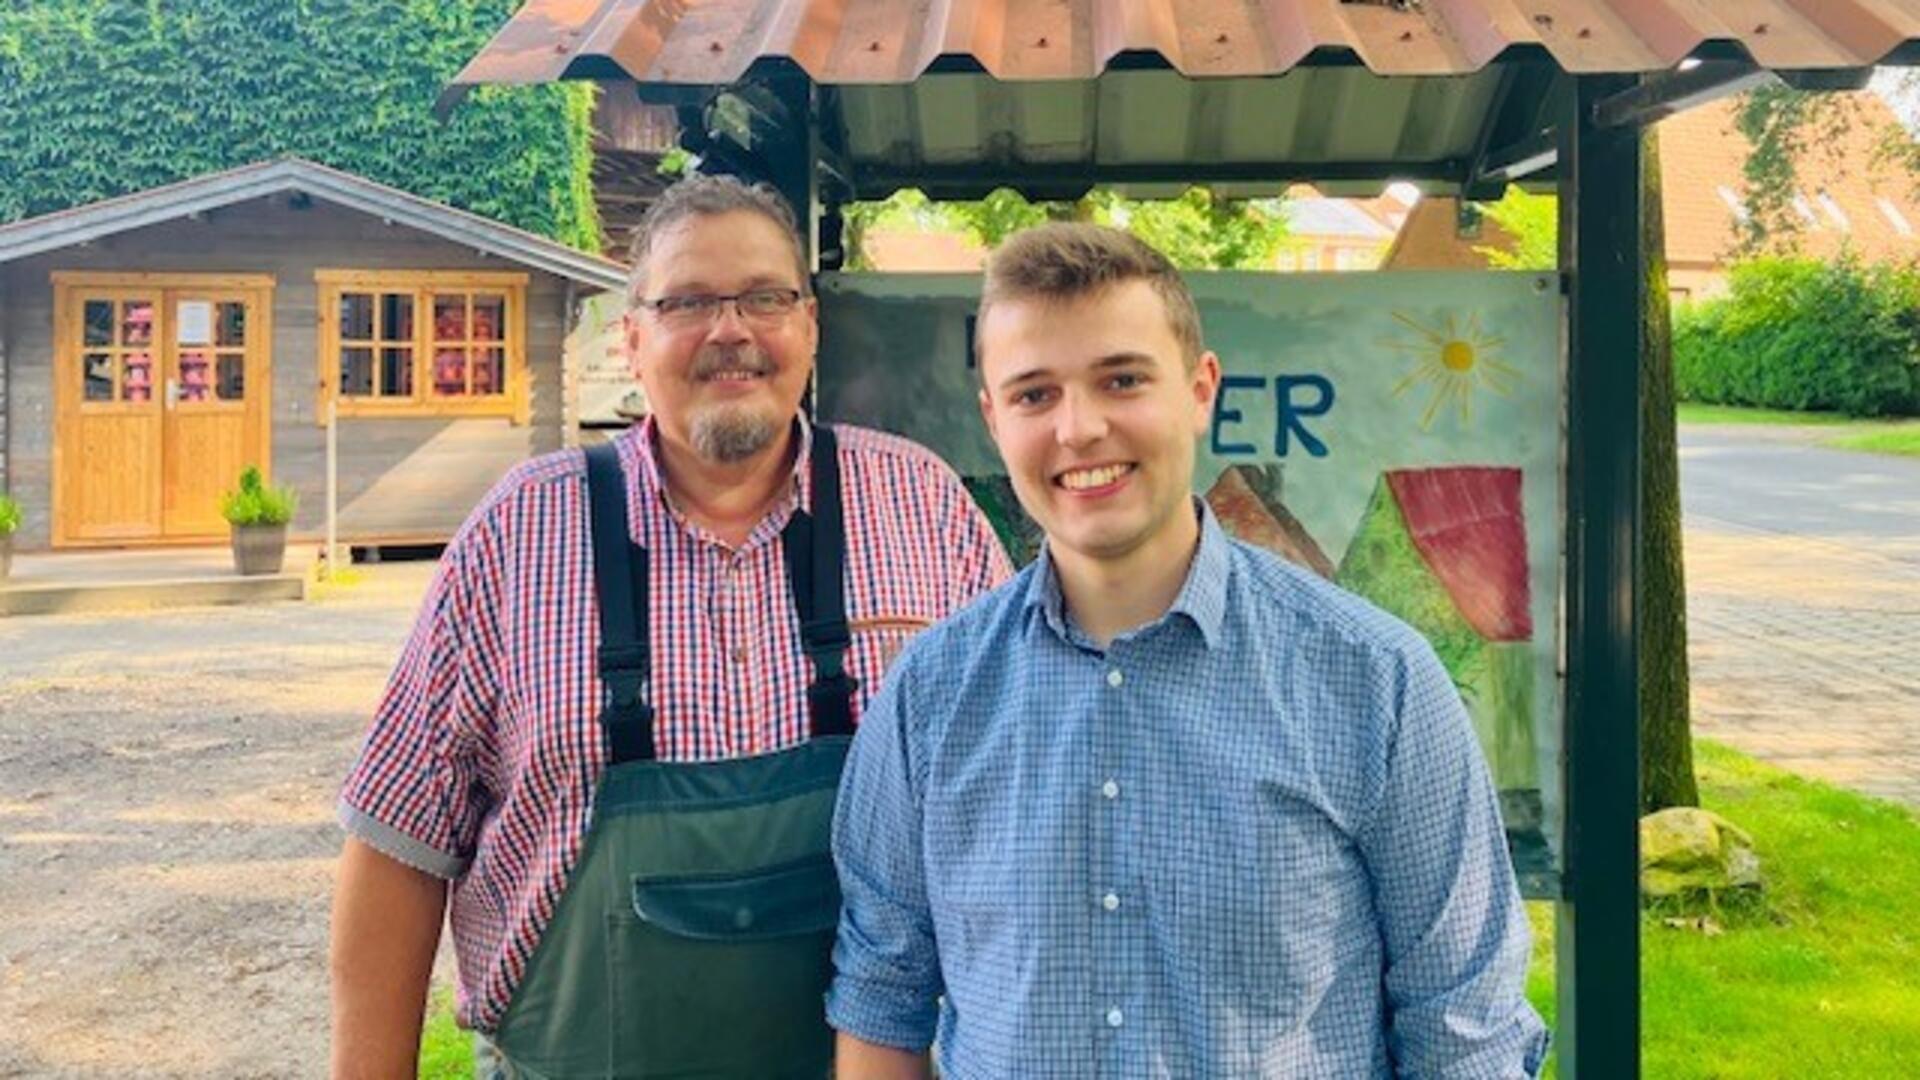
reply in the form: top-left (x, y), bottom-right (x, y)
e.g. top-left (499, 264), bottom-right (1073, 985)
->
top-left (84, 301), bottom-right (114, 347)
top-left (83, 352), bottom-right (114, 401)
top-left (122, 352), bottom-right (154, 403)
top-left (431, 347), bottom-right (468, 397)
top-left (472, 347), bottom-right (505, 396)
top-left (216, 302), bottom-right (246, 347)
top-left (380, 347), bottom-right (413, 397)
top-left (340, 347), bottom-right (374, 396)
top-left (339, 293), bottom-right (374, 340)
top-left (381, 293), bottom-right (414, 341)
top-left (216, 354), bottom-right (245, 401)
top-left (473, 295), bottom-right (506, 341)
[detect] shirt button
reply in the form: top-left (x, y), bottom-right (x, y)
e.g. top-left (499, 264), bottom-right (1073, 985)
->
top-left (1105, 1007), bottom-right (1124, 1029)
top-left (1106, 668), bottom-right (1124, 688)
top-left (731, 647), bottom-right (748, 665)
top-left (1102, 892), bottom-right (1120, 912)
top-left (1101, 779), bottom-right (1120, 800)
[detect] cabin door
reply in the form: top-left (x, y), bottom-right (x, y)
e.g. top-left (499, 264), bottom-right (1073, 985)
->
top-left (54, 275), bottom-right (274, 545)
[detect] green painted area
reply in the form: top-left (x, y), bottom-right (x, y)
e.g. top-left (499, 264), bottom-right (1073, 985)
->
top-left (1524, 741), bottom-right (1920, 1079)
top-left (1334, 477), bottom-right (1536, 790)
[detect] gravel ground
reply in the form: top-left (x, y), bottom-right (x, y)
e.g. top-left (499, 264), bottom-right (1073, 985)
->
top-left (0, 564), bottom-right (438, 1078)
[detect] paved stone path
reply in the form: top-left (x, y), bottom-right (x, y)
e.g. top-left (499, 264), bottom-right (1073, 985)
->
top-left (1680, 427), bottom-right (1920, 809)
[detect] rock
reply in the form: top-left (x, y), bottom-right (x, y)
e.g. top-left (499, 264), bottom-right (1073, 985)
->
top-left (1640, 807), bottom-right (1761, 898)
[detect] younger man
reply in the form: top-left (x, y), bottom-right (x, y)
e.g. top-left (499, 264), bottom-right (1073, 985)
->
top-left (828, 223), bottom-right (1548, 1078)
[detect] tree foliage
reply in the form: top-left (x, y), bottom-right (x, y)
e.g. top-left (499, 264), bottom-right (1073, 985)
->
top-left (0, 0), bottom-right (599, 249)
top-left (1473, 188), bottom-right (1558, 271)
top-left (843, 186), bottom-right (1290, 270)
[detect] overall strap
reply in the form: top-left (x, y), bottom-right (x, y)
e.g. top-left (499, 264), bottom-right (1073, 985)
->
top-left (585, 442), bottom-right (657, 764)
top-left (782, 425), bottom-right (858, 738)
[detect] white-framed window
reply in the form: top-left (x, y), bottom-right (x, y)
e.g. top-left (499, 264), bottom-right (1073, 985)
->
top-left (1792, 193), bottom-right (1823, 229)
top-left (1815, 192), bottom-right (1851, 232)
top-left (1716, 185), bottom-right (1750, 223)
top-left (1878, 197), bottom-right (1915, 237)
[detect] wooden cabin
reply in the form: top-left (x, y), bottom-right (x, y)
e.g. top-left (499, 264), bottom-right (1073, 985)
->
top-left (0, 157), bottom-right (627, 552)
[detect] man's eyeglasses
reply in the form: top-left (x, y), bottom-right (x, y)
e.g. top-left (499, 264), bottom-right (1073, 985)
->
top-left (636, 288), bottom-right (806, 327)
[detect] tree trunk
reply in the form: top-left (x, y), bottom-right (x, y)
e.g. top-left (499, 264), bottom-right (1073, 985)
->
top-left (1639, 129), bottom-right (1702, 811)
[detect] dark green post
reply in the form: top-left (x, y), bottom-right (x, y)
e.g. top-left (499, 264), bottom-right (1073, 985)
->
top-left (1557, 74), bottom-right (1643, 1079)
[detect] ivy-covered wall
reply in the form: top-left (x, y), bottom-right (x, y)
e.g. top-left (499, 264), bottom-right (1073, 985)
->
top-left (0, 0), bottom-right (599, 251)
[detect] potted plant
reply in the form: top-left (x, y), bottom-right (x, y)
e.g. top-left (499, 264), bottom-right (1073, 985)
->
top-left (0, 493), bottom-right (20, 583)
top-left (221, 466), bottom-right (299, 575)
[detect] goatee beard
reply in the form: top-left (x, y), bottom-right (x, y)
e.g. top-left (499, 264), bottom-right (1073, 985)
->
top-left (691, 407), bottom-right (780, 463)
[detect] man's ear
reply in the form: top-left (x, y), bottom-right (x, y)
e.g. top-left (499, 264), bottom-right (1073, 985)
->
top-left (1189, 351), bottom-right (1222, 434)
top-left (622, 311), bottom-right (646, 380)
top-left (978, 384), bottom-right (998, 443)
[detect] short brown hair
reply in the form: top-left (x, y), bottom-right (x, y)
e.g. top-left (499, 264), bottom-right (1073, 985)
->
top-left (627, 173), bottom-right (807, 299)
top-left (977, 223), bottom-right (1203, 369)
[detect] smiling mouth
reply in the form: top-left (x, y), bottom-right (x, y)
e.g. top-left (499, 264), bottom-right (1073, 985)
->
top-left (699, 368), bottom-right (768, 383)
top-left (1056, 463), bottom-right (1135, 491)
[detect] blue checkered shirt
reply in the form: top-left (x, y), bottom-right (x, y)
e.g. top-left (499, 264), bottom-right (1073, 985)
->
top-left (828, 504), bottom-right (1548, 1078)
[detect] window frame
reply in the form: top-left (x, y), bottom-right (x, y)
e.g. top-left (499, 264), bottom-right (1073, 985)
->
top-left (316, 270), bottom-right (530, 424)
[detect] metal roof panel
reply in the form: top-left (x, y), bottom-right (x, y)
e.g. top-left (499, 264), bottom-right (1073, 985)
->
top-left (454, 0), bottom-right (1920, 89)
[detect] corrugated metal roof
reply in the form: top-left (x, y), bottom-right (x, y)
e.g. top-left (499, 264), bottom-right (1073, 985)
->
top-left (0, 158), bottom-right (628, 290)
top-left (456, 0), bottom-right (1920, 88)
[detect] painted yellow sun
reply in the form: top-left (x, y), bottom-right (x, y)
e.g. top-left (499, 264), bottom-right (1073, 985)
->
top-left (1382, 310), bottom-right (1520, 431)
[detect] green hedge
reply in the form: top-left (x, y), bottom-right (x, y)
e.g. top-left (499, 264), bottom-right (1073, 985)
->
top-left (0, 1), bottom-right (599, 250)
top-left (1674, 257), bottom-right (1920, 418)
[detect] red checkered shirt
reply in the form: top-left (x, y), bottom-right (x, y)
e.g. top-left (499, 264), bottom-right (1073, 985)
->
top-left (338, 418), bottom-right (1013, 1031)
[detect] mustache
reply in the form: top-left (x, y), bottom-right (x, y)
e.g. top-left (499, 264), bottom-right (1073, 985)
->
top-left (690, 345), bottom-right (774, 380)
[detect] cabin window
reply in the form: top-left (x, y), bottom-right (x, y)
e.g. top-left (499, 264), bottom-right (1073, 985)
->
top-left (316, 271), bottom-right (529, 423)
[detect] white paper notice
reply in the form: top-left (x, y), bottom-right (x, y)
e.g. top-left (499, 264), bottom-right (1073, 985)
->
top-left (176, 301), bottom-right (213, 345)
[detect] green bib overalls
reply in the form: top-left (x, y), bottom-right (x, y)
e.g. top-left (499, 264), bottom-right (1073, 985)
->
top-left (484, 429), bottom-right (856, 1079)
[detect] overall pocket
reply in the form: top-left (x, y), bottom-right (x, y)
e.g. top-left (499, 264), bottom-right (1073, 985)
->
top-left (606, 853), bottom-right (840, 1079)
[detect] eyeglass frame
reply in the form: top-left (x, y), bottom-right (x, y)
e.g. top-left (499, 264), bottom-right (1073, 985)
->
top-left (633, 287), bottom-right (810, 326)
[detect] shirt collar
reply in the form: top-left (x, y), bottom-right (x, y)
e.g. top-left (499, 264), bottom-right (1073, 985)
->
top-left (621, 413), bottom-right (814, 540)
top-left (1023, 497), bottom-right (1230, 650)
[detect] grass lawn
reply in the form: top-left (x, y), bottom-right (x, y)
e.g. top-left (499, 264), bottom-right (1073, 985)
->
top-left (419, 740), bottom-right (1920, 1078)
top-left (1676, 403), bottom-right (1859, 427)
top-left (1677, 402), bottom-right (1920, 458)
top-left (1824, 426), bottom-right (1920, 459)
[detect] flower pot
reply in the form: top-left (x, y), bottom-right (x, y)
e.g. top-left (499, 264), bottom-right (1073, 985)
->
top-left (231, 523), bottom-right (288, 576)
top-left (0, 535), bottom-right (12, 584)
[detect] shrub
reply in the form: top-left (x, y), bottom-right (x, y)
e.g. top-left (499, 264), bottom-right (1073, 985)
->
top-left (0, 493), bottom-right (20, 537)
top-left (221, 467), bottom-right (298, 527)
top-left (1674, 256), bottom-right (1920, 417)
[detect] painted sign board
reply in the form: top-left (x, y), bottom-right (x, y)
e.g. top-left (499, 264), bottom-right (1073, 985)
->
top-left (817, 271), bottom-right (1565, 895)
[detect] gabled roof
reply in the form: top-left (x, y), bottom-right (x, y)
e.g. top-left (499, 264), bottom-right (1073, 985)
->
top-left (0, 157), bottom-right (627, 291)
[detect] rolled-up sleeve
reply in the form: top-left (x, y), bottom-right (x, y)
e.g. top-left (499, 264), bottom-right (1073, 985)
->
top-left (336, 522), bottom-right (499, 881)
top-left (1362, 635), bottom-right (1550, 1078)
top-left (828, 654), bottom-right (943, 1050)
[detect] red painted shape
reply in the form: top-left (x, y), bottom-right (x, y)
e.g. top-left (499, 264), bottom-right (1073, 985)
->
top-left (1385, 466), bottom-right (1532, 642)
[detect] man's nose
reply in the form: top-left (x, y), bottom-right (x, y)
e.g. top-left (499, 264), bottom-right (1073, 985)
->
top-left (704, 300), bottom-right (753, 344)
top-left (1055, 388), bottom-right (1108, 448)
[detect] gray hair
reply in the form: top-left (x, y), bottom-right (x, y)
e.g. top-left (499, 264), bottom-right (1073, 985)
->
top-left (627, 173), bottom-right (808, 299)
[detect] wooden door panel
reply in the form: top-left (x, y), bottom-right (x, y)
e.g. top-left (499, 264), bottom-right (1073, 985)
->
top-left (67, 411), bottom-right (163, 540)
top-left (163, 293), bottom-right (261, 538)
top-left (59, 291), bottom-right (164, 542)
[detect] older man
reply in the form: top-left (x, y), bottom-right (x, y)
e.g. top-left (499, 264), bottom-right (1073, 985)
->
top-left (329, 174), bottom-right (1011, 1079)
